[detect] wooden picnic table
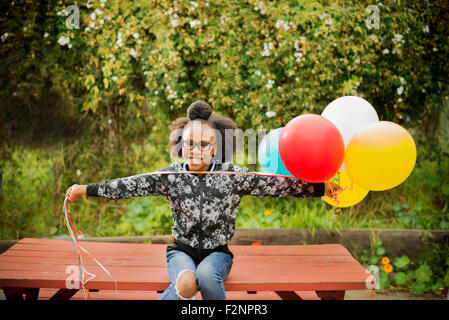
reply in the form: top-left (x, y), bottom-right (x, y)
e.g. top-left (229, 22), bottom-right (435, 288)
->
top-left (0, 238), bottom-right (373, 300)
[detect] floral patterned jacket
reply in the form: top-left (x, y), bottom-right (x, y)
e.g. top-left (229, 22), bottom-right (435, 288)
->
top-left (86, 161), bottom-right (324, 255)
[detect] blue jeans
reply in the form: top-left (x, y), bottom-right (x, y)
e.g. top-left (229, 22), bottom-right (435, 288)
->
top-left (158, 249), bottom-right (233, 300)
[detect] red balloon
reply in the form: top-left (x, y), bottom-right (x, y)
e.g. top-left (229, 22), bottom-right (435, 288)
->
top-left (279, 114), bottom-right (345, 182)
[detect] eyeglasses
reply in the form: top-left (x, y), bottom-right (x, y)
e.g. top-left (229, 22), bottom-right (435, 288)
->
top-left (181, 140), bottom-right (217, 151)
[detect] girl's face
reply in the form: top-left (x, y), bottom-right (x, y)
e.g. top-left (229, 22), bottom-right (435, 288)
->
top-left (182, 121), bottom-right (218, 171)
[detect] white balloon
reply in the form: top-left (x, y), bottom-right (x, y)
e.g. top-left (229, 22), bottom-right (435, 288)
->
top-left (321, 96), bottom-right (379, 171)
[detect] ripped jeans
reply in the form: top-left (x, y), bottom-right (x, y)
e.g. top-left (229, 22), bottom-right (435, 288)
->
top-left (158, 249), bottom-right (233, 300)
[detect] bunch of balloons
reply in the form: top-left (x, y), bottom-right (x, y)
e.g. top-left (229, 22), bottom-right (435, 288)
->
top-left (258, 96), bottom-right (417, 208)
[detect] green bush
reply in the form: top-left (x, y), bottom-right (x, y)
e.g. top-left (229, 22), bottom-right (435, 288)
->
top-left (0, 1), bottom-right (448, 240)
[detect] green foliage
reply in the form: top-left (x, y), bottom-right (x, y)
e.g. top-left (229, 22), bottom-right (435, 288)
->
top-left (360, 234), bottom-right (449, 296)
top-left (2, 0), bottom-right (448, 144)
top-left (117, 197), bottom-right (173, 235)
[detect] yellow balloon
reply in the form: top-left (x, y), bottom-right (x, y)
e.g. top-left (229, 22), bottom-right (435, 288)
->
top-left (323, 171), bottom-right (369, 207)
top-left (345, 121), bottom-right (417, 191)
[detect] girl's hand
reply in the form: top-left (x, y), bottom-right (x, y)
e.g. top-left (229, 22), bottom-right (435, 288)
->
top-left (324, 181), bottom-right (343, 198)
top-left (65, 184), bottom-right (87, 202)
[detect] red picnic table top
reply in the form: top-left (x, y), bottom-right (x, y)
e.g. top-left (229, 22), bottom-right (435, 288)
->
top-left (0, 238), bottom-right (373, 300)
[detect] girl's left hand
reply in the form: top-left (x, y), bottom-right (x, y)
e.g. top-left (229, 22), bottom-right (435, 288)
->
top-left (324, 181), bottom-right (343, 198)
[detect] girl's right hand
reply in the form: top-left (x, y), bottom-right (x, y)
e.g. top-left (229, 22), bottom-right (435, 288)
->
top-left (65, 184), bottom-right (86, 202)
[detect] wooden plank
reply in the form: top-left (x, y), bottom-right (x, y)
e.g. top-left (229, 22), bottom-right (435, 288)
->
top-left (16, 238), bottom-right (352, 256)
top-left (1, 239), bottom-right (370, 293)
top-left (0, 254), bottom-right (356, 268)
top-left (0, 256), bottom-right (359, 271)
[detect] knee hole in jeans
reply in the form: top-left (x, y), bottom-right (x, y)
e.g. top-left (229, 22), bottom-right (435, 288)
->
top-left (175, 270), bottom-right (198, 300)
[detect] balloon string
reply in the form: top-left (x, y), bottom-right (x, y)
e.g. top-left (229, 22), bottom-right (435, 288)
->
top-left (321, 172), bottom-right (356, 215)
top-left (64, 196), bottom-right (118, 299)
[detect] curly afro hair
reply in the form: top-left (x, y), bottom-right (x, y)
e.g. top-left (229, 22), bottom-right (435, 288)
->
top-left (169, 100), bottom-right (237, 163)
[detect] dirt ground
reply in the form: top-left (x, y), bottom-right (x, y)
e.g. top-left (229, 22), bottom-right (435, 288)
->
top-left (344, 289), bottom-right (446, 300)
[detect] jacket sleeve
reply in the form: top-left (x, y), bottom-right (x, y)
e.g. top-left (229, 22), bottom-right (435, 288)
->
top-left (86, 165), bottom-right (174, 200)
top-left (233, 165), bottom-right (325, 198)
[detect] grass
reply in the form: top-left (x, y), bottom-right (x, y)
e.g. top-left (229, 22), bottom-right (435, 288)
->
top-left (0, 138), bottom-right (448, 240)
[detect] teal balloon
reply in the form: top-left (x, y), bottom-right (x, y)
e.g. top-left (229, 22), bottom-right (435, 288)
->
top-left (258, 128), bottom-right (293, 176)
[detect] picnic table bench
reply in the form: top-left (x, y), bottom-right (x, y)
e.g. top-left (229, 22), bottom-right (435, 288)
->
top-left (0, 238), bottom-right (373, 300)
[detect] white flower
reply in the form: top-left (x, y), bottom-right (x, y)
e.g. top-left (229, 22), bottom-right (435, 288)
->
top-left (116, 32), bottom-right (123, 47)
top-left (261, 42), bottom-right (273, 56)
top-left (167, 91), bottom-right (177, 99)
top-left (43, 32), bottom-right (49, 38)
top-left (399, 77), bottom-right (406, 84)
top-left (111, 76), bottom-right (118, 81)
top-left (108, 119), bottom-right (112, 124)
top-left (85, 27), bottom-right (90, 32)
top-left (130, 48), bottom-right (138, 57)
top-left (95, 9), bottom-right (103, 16)
top-left (266, 111), bottom-right (276, 118)
top-left (170, 14), bottom-right (179, 27)
top-left (422, 25), bottom-right (429, 33)
top-left (133, 33), bottom-right (139, 39)
top-left (275, 20), bottom-right (292, 31)
top-left (397, 86), bottom-right (404, 95)
top-left (68, 43), bottom-right (72, 49)
top-left (190, 1), bottom-right (198, 8)
top-left (1, 33), bottom-right (9, 42)
top-left (433, 47), bottom-right (438, 52)
top-left (324, 19), bottom-right (333, 25)
top-left (392, 34), bottom-right (404, 44)
top-left (189, 20), bottom-right (201, 28)
top-left (266, 79), bottom-right (275, 89)
top-left (204, 19), bottom-right (208, 25)
top-left (76, 169), bottom-right (82, 176)
top-left (392, 47), bottom-right (401, 55)
top-left (90, 12), bottom-right (96, 21)
top-left (57, 36), bottom-right (70, 46)
top-left (86, 1), bottom-right (93, 9)
top-left (294, 40), bottom-right (300, 51)
top-left (382, 48), bottom-right (389, 54)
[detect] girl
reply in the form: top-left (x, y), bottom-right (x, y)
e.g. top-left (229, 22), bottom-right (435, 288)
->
top-left (66, 100), bottom-right (341, 300)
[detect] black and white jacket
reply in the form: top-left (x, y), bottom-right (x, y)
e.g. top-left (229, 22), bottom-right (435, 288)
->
top-left (86, 161), bottom-right (325, 262)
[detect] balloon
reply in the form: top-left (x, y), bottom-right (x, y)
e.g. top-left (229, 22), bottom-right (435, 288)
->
top-left (345, 121), bottom-right (417, 191)
top-left (322, 171), bottom-right (369, 208)
top-left (258, 128), bottom-right (293, 176)
top-left (321, 96), bottom-right (379, 171)
top-left (279, 114), bottom-right (345, 183)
